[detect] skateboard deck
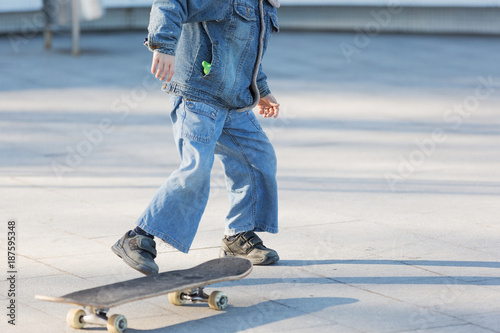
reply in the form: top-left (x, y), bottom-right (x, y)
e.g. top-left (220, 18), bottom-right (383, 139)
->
top-left (35, 257), bottom-right (252, 332)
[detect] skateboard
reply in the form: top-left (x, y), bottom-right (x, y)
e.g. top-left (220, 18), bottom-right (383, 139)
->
top-left (35, 257), bottom-right (252, 333)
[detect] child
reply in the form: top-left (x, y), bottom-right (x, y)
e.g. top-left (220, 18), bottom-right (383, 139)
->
top-left (112, 0), bottom-right (281, 275)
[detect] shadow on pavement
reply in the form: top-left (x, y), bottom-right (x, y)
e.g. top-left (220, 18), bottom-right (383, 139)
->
top-left (233, 276), bottom-right (500, 286)
top-left (277, 259), bottom-right (500, 268)
top-left (127, 297), bottom-right (357, 332)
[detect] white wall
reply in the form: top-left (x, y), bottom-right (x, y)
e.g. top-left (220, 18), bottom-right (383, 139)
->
top-left (0, 0), bottom-right (42, 12)
top-left (103, 0), bottom-right (152, 8)
top-left (281, 0), bottom-right (500, 6)
top-left (2, 0), bottom-right (500, 13)
top-left (0, 0), bottom-right (154, 12)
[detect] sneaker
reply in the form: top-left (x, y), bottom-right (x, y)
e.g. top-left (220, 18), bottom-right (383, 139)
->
top-left (219, 231), bottom-right (279, 265)
top-left (112, 231), bottom-right (159, 275)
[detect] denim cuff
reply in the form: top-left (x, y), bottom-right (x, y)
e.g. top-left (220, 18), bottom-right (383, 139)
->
top-left (143, 38), bottom-right (176, 56)
top-left (258, 81), bottom-right (271, 98)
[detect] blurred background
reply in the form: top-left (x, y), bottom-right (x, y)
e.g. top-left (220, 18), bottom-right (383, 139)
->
top-left (2, 0), bottom-right (500, 35)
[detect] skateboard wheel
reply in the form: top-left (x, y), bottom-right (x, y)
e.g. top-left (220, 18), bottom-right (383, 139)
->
top-left (67, 308), bottom-right (86, 329)
top-left (107, 314), bottom-right (127, 333)
top-left (208, 291), bottom-right (228, 311)
top-left (168, 291), bottom-right (187, 306)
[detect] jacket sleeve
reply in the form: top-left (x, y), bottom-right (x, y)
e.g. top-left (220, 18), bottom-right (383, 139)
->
top-left (144, 0), bottom-right (229, 55)
top-left (257, 64), bottom-right (272, 98)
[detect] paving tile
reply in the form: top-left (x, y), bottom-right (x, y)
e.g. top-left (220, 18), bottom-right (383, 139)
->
top-left (462, 312), bottom-right (500, 332)
top-left (11, 256), bottom-right (62, 279)
top-left (403, 323), bottom-right (496, 333)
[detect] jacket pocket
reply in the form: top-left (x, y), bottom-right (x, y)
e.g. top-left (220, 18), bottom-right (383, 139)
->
top-left (193, 42), bottom-right (218, 80)
top-left (270, 13), bottom-right (279, 33)
top-left (230, 1), bottom-right (257, 41)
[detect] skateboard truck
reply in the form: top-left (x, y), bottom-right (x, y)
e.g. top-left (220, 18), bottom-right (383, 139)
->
top-left (181, 287), bottom-right (210, 303)
top-left (82, 307), bottom-right (109, 326)
top-left (67, 307), bottom-right (127, 333)
top-left (168, 287), bottom-right (228, 310)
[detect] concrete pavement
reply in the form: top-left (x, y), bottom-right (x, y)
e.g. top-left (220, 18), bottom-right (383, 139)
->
top-left (1, 30), bottom-right (500, 332)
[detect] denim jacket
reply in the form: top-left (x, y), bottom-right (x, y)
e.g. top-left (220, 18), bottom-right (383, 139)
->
top-left (145, 0), bottom-right (279, 111)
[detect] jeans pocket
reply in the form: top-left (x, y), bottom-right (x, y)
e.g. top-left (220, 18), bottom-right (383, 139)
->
top-left (246, 110), bottom-right (263, 132)
top-left (180, 99), bottom-right (218, 143)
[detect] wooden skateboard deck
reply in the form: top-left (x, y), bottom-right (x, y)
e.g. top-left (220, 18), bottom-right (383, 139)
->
top-left (35, 257), bottom-right (252, 333)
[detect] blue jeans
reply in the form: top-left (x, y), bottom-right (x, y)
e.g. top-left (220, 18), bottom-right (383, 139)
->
top-left (136, 96), bottom-right (278, 253)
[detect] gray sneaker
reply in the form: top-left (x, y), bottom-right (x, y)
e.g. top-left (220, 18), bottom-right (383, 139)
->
top-left (219, 231), bottom-right (279, 265)
top-left (112, 231), bottom-right (159, 275)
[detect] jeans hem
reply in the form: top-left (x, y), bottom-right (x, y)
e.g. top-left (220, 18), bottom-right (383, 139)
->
top-left (136, 221), bottom-right (190, 254)
top-left (224, 223), bottom-right (278, 236)
top-left (254, 223), bottom-right (279, 234)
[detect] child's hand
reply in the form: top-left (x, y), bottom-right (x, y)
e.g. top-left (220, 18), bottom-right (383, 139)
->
top-left (151, 51), bottom-right (175, 82)
top-left (257, 94), bottom-right (280, 119)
